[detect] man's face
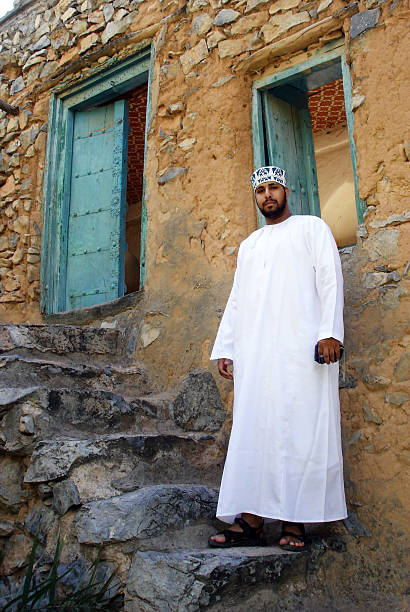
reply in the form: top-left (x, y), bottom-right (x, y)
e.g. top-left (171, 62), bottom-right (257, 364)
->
top-left (255, 182), bottom-right (288, 219)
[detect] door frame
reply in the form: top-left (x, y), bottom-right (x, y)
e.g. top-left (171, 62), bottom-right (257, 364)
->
top-left (251, 39), bottom-right (365, 228)
top-left (41, 46), bottom-right (153, 315)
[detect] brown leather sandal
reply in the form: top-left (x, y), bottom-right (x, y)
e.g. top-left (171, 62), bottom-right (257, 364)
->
top-left (208, 517), bottom-right (266, 548)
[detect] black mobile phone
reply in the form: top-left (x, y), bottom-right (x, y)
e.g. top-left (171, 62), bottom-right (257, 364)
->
top-left (314, 342), bottom-right (344, 364)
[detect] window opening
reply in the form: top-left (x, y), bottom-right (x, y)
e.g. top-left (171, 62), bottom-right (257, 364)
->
top-left (41, 49), bottom-right (152, 315)
top-left (256, 50), bottom-right (362, 248)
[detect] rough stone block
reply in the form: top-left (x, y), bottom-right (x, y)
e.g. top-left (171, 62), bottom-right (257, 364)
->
top-left (394, 352), bottom-right (410, 382)
top-left (0, 176), bottom-right (16, 199)
top-left (53, 479), bottom-right (81, 515)
top-left (80, 33), bottom-right (98, 54)
top-left (231, 13), bottom-right (268, 35)
top-left (206, 30), bottom-right (226, 49)
top-left (101, 16), bottom-right (132, 44)
top-left (363, 373), bottom-right (391, 389)
top-left (385, 392), bottom-right (409, 405)
top-left (0, 236), bottom-right (10, 251)
top-left (10, 76), bottom-right (25, 95)
top-left (172, 369), bottom-right (226, 432)
top-left (339, 370), bottom-right (356, 388)
top-left (268, 0), bottom-right (299, 14)
top-left (180, 39), bottom-right (208, 74)
top-left (38, 483), bottom-right (53, 500)
top-left (0, 534), bottom-right (33, 575)
top-left (212, 75), bottom-right (236, 87)
top-left (6, 139), bottom-right (20, 154)
top-left (262, 11), bottom-right (310, 42)
top-left (75, 484), bottom-right (218, 544)
top-left (103, 4), bottom-right (115, 21)
top-left (362, 401), bottom-right (382, 424)
top-left (0, 457), bottom-right (25, 514)
top-left (27, 264), bottom-right (40, 282)
top-left (13, 215), bottom-right (30, 234)
top-left (29, 35), bottom-right (51, 52)
top-left (190, 13), bottom-right (213, 36)
top-left (127, 547), bottom-right (300, 610)
top-left (213, 9), bottom-right (240, 26)
top-left (19, 413), bottom-right (35, 435)
top-left (0, 519), bottom-right (15, 537)
top-left (318, 0), bottom-right (333, 12)
top-left (0, 323), bottom-right (120, 355)
top-left (62, 7), bottom-right (77, 21)
top-left (362, 229), bottom-right (399, 262)
top-left (3, 278), bottom-right (20, 292)
top-left (350, 8), bottom-right (380, 39)
top-left (157, 167), bottom-right (187, 184)
top-left (362, 271), bottom-right (388, 289)
top-left (343, 511), bottom-right (371, 536)
top-left (351, 93), bottom-right (365, 111)
top-left (20, 177), bottom-right (33, 191)
top-left (114, 8), bottom-right (129, 21)
top-left (51, 28), bottom-right (70, 50)
top-left (245, 0), bottom-right (269, 13)
top-left (25, 505), bottom-right (56, 542)
top-left (6, 117), bottom-right (19, 133)
top-left (178, 137), bottom-right (196, 151)
top-left (187, 0), bottom-right (209, 13)
top-left (168, 101), bottom-right (184, 114)
top-left (369, 211), bottom-right (410, 228)
top-left (24, 433), bottom-right (222, 493)
top-left (218, 38), bottom-right (247, 58)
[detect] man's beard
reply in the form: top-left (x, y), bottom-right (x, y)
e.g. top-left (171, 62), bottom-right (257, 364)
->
top-left (259, 191), bottom-right (287, 219)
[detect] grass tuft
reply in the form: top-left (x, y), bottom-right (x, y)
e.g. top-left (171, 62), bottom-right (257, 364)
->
top-left (1, 534), bottom-right (122, 611)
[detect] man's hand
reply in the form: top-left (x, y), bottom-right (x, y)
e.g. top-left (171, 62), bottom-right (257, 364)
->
top-left (218, 358), bottom-right (233, 380)
top-left (317, 338), bottom-right (341, 364)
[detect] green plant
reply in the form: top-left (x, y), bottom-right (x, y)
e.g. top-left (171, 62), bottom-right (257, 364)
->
top-left (2, 535), bottom-right (121, 611)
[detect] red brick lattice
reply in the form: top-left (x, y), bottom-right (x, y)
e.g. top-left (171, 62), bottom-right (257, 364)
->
top-left (308, 78), bottom-right (347, 133)
top-left (124, 84), bottom-right (148, 205)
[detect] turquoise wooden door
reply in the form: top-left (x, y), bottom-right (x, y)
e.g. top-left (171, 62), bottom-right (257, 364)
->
top-left (262, 91), bottom-right (320, 216)
top-left (65, 100), bottom-right (128, 310)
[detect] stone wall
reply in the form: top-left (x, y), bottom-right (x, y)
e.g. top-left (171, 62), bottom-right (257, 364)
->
top-left (0, 0), bottom-right (409, 600)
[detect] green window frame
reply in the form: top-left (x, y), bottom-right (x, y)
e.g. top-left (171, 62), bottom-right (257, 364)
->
top-left (41, 46), bottom-right (153, 315)
top-left (251, 39), bottom-right (365, 229)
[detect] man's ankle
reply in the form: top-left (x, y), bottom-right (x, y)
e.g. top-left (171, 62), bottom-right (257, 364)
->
top-left (241, 513), bottom-right (263, 527)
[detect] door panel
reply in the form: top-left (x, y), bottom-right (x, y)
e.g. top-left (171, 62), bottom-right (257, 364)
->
top-left (298, 107), bottom-right (321, 217)
top-left (262, 91), bottom-right (320, 216)
top-left (65, 100), bottom-right (128, 310)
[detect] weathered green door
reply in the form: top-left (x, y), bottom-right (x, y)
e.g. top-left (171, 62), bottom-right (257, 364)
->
top-left (262, 91), bottom-right (320, 216)
top-left (65, 100), bottom-right (128, 310)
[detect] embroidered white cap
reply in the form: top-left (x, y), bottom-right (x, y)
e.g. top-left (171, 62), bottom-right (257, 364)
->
top-left (250, 166), bottom-right (286, 190)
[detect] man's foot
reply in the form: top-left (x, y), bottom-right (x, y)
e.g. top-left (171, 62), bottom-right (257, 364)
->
top-left (279, 522), bottom-right (306, 551)
top-left (208, 515), bottom-right (265, 548)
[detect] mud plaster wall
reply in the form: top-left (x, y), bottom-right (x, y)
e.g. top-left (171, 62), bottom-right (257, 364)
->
top-left (313, 126), bottom-right (357, 247)
top-left (0, 0), bottom-right (409, 595)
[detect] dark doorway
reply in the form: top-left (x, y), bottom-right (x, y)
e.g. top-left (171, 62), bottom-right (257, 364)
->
top-left (123, 83), bottom-right (148, 294)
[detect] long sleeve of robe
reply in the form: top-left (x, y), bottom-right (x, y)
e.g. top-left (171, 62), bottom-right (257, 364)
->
top-left (210, 215), bottom-right (347, 524)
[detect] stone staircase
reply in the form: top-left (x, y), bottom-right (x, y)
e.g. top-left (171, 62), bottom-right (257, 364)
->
top-left (0, 323), bottom-right (346, 611)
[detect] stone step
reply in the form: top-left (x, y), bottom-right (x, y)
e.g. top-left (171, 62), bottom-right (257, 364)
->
top-left (0, 324), bottom-right (124, 365)
top-left (125, 546), bottom-right (303, 612)
top-left (0, 387), bottom-right (165, 455)
top-left (0, 379), bottom-right (226, 455)
top-left (0, 354), bottom-right (152, 395)
top-left (74, 484), bottom-right (219, 545)
top-left (24, 434), bottom-right (224, 500)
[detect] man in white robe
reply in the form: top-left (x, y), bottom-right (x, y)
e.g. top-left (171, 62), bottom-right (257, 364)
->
top-left (209, 165), bottom-right (347, 550)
